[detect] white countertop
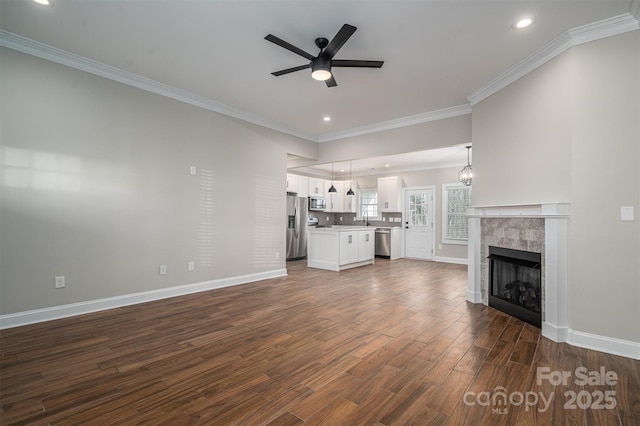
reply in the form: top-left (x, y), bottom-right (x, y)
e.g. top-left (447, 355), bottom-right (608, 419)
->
top-left (308, 225), bottom-right (402, 232)
top-left (308, 226), bottom-right (373, 232)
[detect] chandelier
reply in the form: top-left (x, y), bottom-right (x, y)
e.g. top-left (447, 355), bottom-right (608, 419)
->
top-left (458, 145), bottom-right (472, 186)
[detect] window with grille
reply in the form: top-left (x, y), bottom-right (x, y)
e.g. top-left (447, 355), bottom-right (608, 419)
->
top-left (442, 184), bottom-right (472, 244)
top-left (359, 189), bottom-right (379, 220)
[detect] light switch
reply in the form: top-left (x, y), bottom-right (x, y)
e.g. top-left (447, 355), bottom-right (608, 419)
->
top-left (621, 206), bottom-right (634, 221)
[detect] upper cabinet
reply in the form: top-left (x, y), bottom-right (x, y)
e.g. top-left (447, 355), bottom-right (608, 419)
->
top-left (343, 180), bottom-right (357, 213)
top-left (378, 176), bottom-right (402, 212)
top-left (308, 177), bottom-right (325, 196)
top-left (296, 175), bottom-right (309, 198)
top-left (325, 181), bottom-right (344, 212)
top-left (286, 173), bottom-right (298, 193)
top-left (286, 174), bottom-right (309, 197)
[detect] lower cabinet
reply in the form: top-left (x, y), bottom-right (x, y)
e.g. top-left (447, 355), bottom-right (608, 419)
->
top-left (339, 229), bottom-right (373, 265)
top-left (308, 228), bottom-right (375, 271)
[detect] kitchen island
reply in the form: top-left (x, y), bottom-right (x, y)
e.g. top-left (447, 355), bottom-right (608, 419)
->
top-left (307, 226), bottom-right (375, 271)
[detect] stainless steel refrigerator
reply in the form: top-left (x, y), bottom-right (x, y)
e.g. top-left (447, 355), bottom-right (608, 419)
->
top-left (286, 194), bottom-right (308, 260)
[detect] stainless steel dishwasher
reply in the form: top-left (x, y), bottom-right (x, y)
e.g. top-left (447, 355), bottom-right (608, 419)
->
top-left (375, 228), bottom-right (391, 257)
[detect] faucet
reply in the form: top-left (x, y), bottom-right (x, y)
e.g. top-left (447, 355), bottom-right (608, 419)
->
top-left (363, 211), bottom-right (370, 226)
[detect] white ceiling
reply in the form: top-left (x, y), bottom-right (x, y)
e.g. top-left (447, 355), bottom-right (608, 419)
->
top-left (1, 0), bottom-right (636, 173)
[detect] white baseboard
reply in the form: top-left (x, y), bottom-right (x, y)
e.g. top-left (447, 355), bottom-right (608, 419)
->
top-left (434, 256), bottom-right (468, 265)
top-left (567, 329), bottom-right (640, 361)
top-left (543, 322), bottom-right (639, 360)
top-left (466, 290), bottom-right (483, 304)
top-left (0, 269), bottom-right (287, 330)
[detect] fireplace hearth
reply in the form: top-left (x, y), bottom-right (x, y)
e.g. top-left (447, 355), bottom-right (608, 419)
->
top-left (488, 246), bottom-right (541, 328)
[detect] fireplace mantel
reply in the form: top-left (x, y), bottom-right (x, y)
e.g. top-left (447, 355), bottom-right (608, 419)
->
top-left (467, 202), bottom-right (570, 343)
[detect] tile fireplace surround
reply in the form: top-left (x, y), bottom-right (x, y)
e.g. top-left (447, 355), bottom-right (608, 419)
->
top-left (466, 203), bottom-right (569, 343)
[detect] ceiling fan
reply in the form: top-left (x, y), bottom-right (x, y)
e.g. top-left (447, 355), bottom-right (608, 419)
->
top-left (265, 24), bottom-right (384, 87)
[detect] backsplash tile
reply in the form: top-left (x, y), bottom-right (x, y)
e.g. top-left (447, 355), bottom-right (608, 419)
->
top-left (308, 212), bottom-right (402, 227)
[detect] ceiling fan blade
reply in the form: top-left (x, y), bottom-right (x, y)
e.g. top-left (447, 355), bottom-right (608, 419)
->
top-left (265, 34), bottom-right (315, 61)
top-left (325, 75), bottom-right (337, 87)
top-left (321, 24), bottom-right (357, 59)
top-left (332, 59), bottom-right (384, 68)
top-left (271, 64), bottom-right (311, 76)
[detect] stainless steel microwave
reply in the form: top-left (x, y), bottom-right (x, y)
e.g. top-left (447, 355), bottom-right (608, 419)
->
top-left (309, 197), bottom-right (326, 211)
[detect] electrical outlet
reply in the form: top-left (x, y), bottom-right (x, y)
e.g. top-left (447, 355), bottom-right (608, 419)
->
top-left (54, 276), bottom-right (65, 289)
top-left (190, 166), bottom-right (197, 175)
top-left (188, 261), bottom-right (195, 271)
top-left (275, 252), bottom-right (280, 260)
top-left (340, 217), bottom-right (343, 221)
top-left (159, 265), bottom-right (167, 275)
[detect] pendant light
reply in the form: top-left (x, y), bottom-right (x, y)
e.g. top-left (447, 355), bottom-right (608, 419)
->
top-left (328, 163), bottom-right (337, 193)
top-left (346, 160), bottom-right (355, 195)
top-left (458, 145), bottom-right (472, 186)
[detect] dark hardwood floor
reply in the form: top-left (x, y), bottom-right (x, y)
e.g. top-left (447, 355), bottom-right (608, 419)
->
top-left (1, 259), bottom-right (639, 425)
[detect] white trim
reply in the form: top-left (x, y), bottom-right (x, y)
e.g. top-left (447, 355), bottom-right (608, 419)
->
top-left (567, 330), bottom-right (640, 361)
top-left (317, 105), bottom-right (471, 143)
top-left (433, 256), bottom-right (468, 265)
top-left (631, 0), bottom-right (640, 21)
top-left (0, 269), bottom-right (287, 330)
top-left (541, 324), bottom-right (640, 360)
top-left (0, 30), bottom-right (315, 143)
top-left (467, 13), bottom-right (639, 106)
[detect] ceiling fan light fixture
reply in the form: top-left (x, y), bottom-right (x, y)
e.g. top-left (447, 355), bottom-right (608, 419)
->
top-left (311, 57), bottom-right (332, 81)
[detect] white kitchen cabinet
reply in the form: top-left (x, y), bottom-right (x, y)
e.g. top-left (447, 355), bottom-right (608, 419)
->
top-left (307, 227), bottom-right (375, 271)
top-left (286, 173), bottom-right (298, 193)
top-left (325, 181), bottom-right (344, 212)
top-left (378, 176), bottom-right (402, 212)
top-left (308, 178), bottom-right (325, 196)
top-left (358, 229), bottom-right (375, 261)
top-left (296, 175), bottom-right (309, 198)
top-left (343, 180), bottom-right (357, 213)
top-left (339, 231), bottom-right (359, 265)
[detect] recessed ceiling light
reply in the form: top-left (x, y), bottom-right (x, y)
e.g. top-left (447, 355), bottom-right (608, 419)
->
top-left (513, 17), bottom-right (534, 29)
top-left (32, 0), bottom-right (53, 6)
top-left (323, 116), bottom-right (331, 122)
top-left (385, 164), bottom-right (390, 168)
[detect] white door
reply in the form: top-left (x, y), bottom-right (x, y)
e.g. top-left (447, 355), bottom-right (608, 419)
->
top-left (404, 188), bottom-right (434, 260)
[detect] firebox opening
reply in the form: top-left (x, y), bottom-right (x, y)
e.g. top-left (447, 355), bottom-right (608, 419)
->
top-left (488, 246), bottom-right (542, 328)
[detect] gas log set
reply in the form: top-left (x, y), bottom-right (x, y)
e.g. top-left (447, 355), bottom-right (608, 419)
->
top-left (488, 246), bottom-right (542, 327)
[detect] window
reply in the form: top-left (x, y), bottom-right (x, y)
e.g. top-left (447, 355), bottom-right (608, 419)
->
top-left (359, 189), bottom-right (378, 220)
top-left (442, 184), bottom-right (472, 244)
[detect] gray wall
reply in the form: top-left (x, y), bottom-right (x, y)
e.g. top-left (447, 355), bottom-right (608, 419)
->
top-left (0, 48), bottom-right (311, 315)
top-left (472, 31), bottom-right (640, 344)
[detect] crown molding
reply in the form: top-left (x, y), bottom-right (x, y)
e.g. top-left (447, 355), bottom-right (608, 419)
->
top-left (467, 13), bottom-right (640, 106)
top-left (631, 0), bottom-right (640, 21)
top-left (316, 104), bottom-right (472, 143)
top-left (0, 29), bottom-right (316, 143)
top-left (3, 5), bottom-right (638, 144)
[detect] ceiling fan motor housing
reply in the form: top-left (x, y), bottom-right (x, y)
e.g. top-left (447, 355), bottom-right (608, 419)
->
top-left (315, 37), bottom-right (329, 50)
